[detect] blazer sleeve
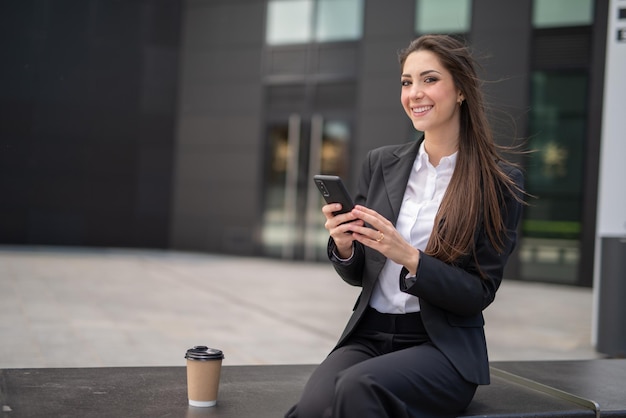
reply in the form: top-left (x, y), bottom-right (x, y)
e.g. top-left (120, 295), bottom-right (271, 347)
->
top-left (400, 165), bottom-right (524, 317)
top-left (327, 239), bottom-right (365, 287)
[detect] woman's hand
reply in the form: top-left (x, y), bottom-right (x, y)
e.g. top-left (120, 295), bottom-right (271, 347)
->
top-left (348, 205), bottom-right (421, 275)
top-left (321, 203), bottom-right (364, 259)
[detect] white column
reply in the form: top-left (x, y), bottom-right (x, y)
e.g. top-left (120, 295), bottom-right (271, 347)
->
top-left (592, 0), bottom-right (626, 355)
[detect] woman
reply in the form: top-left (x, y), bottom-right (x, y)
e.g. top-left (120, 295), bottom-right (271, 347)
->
top-left (286, 34), bottom-right (525, 418)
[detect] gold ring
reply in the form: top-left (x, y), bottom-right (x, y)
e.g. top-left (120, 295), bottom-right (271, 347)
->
top-left (375, 232), bottom-right (384, 242)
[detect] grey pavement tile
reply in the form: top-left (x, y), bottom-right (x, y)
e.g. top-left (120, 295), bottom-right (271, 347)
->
top-left (0, 246), bottom-right (602, 369)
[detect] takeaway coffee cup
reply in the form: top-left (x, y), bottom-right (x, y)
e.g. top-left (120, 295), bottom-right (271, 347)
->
top-left (185, 345), bottom-right (224, 407)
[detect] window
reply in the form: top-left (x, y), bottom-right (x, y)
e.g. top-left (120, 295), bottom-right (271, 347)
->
top-left (266, 0), bottom-right (363, 45)
top-left (415, 0), bottom-right (472, 34)
top-left (532, 0), bottom-right (594, 28)
top-left (266, 0), bottom-right (313, 45)
top-left (315, 0), bottom-right (363, 42)
top-left (520, 71), bottom-right (588, 284)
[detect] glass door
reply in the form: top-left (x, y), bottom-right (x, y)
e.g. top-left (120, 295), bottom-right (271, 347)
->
top-left (261, 114), bottom-right (351, 260)
top-left (519, 71), bottom-right (588, 284)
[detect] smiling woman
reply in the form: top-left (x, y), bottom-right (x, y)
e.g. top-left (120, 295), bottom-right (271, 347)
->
top-left (285, 34), bottom-right (526, 418)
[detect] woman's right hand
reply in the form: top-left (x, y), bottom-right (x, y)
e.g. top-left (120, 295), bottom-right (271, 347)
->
top-left (321, 204), bottom-right (364, 259)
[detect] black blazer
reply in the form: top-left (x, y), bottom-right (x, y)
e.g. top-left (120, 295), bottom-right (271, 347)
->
top-left (327, 137), bottom-right (524, 385)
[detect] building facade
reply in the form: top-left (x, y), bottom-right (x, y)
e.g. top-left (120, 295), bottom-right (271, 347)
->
top-left (0, 0), bottom-right (610, 286)
top-left (170, 0), bottom-right (607, 287)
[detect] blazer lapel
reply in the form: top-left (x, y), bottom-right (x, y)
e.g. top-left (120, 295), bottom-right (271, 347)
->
top-left (381, 136), bottom-right (423, 223)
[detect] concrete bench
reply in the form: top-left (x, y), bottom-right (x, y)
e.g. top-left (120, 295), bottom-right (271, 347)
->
top-left (1, 360), bottom-right (625, 417)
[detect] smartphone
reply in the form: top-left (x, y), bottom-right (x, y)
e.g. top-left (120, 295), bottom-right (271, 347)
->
top-left (313, 175), bottom-right (355, 215)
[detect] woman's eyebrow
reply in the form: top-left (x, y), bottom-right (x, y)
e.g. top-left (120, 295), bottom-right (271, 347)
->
top-left (420, 69), bottom-right (441, 76)
top-left (401, 69), bottom-right (442, 78)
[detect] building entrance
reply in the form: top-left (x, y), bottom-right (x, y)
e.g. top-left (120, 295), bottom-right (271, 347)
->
top-left (261, 113), bottom-right (352, 261)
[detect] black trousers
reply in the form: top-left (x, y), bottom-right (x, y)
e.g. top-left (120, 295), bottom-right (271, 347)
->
top-left (285, 307), bottom-right (477, 418)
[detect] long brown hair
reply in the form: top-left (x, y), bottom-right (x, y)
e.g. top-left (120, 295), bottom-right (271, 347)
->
top-left (399, 35), bottom-right (524, 269)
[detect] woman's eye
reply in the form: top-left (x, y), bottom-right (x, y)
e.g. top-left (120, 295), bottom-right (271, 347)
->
top-left (401, 80), bottom-right (411, 86)
top-left (424, 77), bottom-right (438, 84)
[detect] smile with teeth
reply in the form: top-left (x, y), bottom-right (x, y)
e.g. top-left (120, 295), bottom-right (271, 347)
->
top-left (412, 105), bottom-right (433, 114)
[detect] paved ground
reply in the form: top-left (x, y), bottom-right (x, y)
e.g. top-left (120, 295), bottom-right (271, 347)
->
top-left (0, 245), bottom-right (603, 369)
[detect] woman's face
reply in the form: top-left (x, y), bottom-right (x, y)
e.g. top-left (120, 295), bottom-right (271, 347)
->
top-left (400, 50), bottom-right (463, 136)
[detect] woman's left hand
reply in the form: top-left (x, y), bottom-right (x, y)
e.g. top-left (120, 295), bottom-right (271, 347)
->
top-left (347, 205), bottom-right (421, 275)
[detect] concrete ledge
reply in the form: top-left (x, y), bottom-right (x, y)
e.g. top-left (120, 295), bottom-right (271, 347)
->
top-left (1, 360), bottom-right (625, 417)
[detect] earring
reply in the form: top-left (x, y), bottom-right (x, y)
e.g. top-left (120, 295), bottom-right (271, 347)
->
top-left (458, 99), bottom-right (463, 106)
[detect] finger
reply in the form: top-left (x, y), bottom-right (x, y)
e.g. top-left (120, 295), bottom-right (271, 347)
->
top-left (351, 231), bottom-right (385, 251)
top-left (323, 205), bottom-right (360, 227)
top-left (351, 206), bottom-right (390, 231)
top-left (348, 224), bottom-right (385, 243)
top-left (322, 203), bottom-right (356, 220)
top-left (321, 203), bottom-right (341, 218)
top-left (326, 218), bottom-right (363, 234)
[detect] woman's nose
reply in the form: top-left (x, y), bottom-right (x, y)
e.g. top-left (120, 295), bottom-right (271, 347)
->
top-left (411, 85), bottom-right (423, 99)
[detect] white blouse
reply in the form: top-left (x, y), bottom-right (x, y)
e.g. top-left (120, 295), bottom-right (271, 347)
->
top-left (369, 142), bottom-right (457, 314)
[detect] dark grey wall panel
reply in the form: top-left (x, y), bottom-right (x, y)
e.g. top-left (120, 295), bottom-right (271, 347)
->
top-left (353, 1), bottom-right (415, 182)
top-left (472, 0), bottom-right (532, 148)
top-left (360, 40), bottom-right (407, 75)
top-left (0, 0), bottom-right (182, 248)
top-left (316, 44), bottom-right (359, 75)
top-left (177, 115), bottom-right (262, 147)
top-left (179, 82), bottom-right (263, 114)
top-left (472, 0), bottom-right (532, 279)
top-left (265, 48), bottom-right (310, 76)
top-left (183, 49), bottom-right (264, 81)
top-left (183, 0), bottom-right (266, 49)
top-left (363, 0), bottom-right (416, 40)
top-left (579, 0), bottom-right (609, 287)
top-left (170, 0), bottom-right (265, 254)
top-left (532, 29), bottom-right (592, 69)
